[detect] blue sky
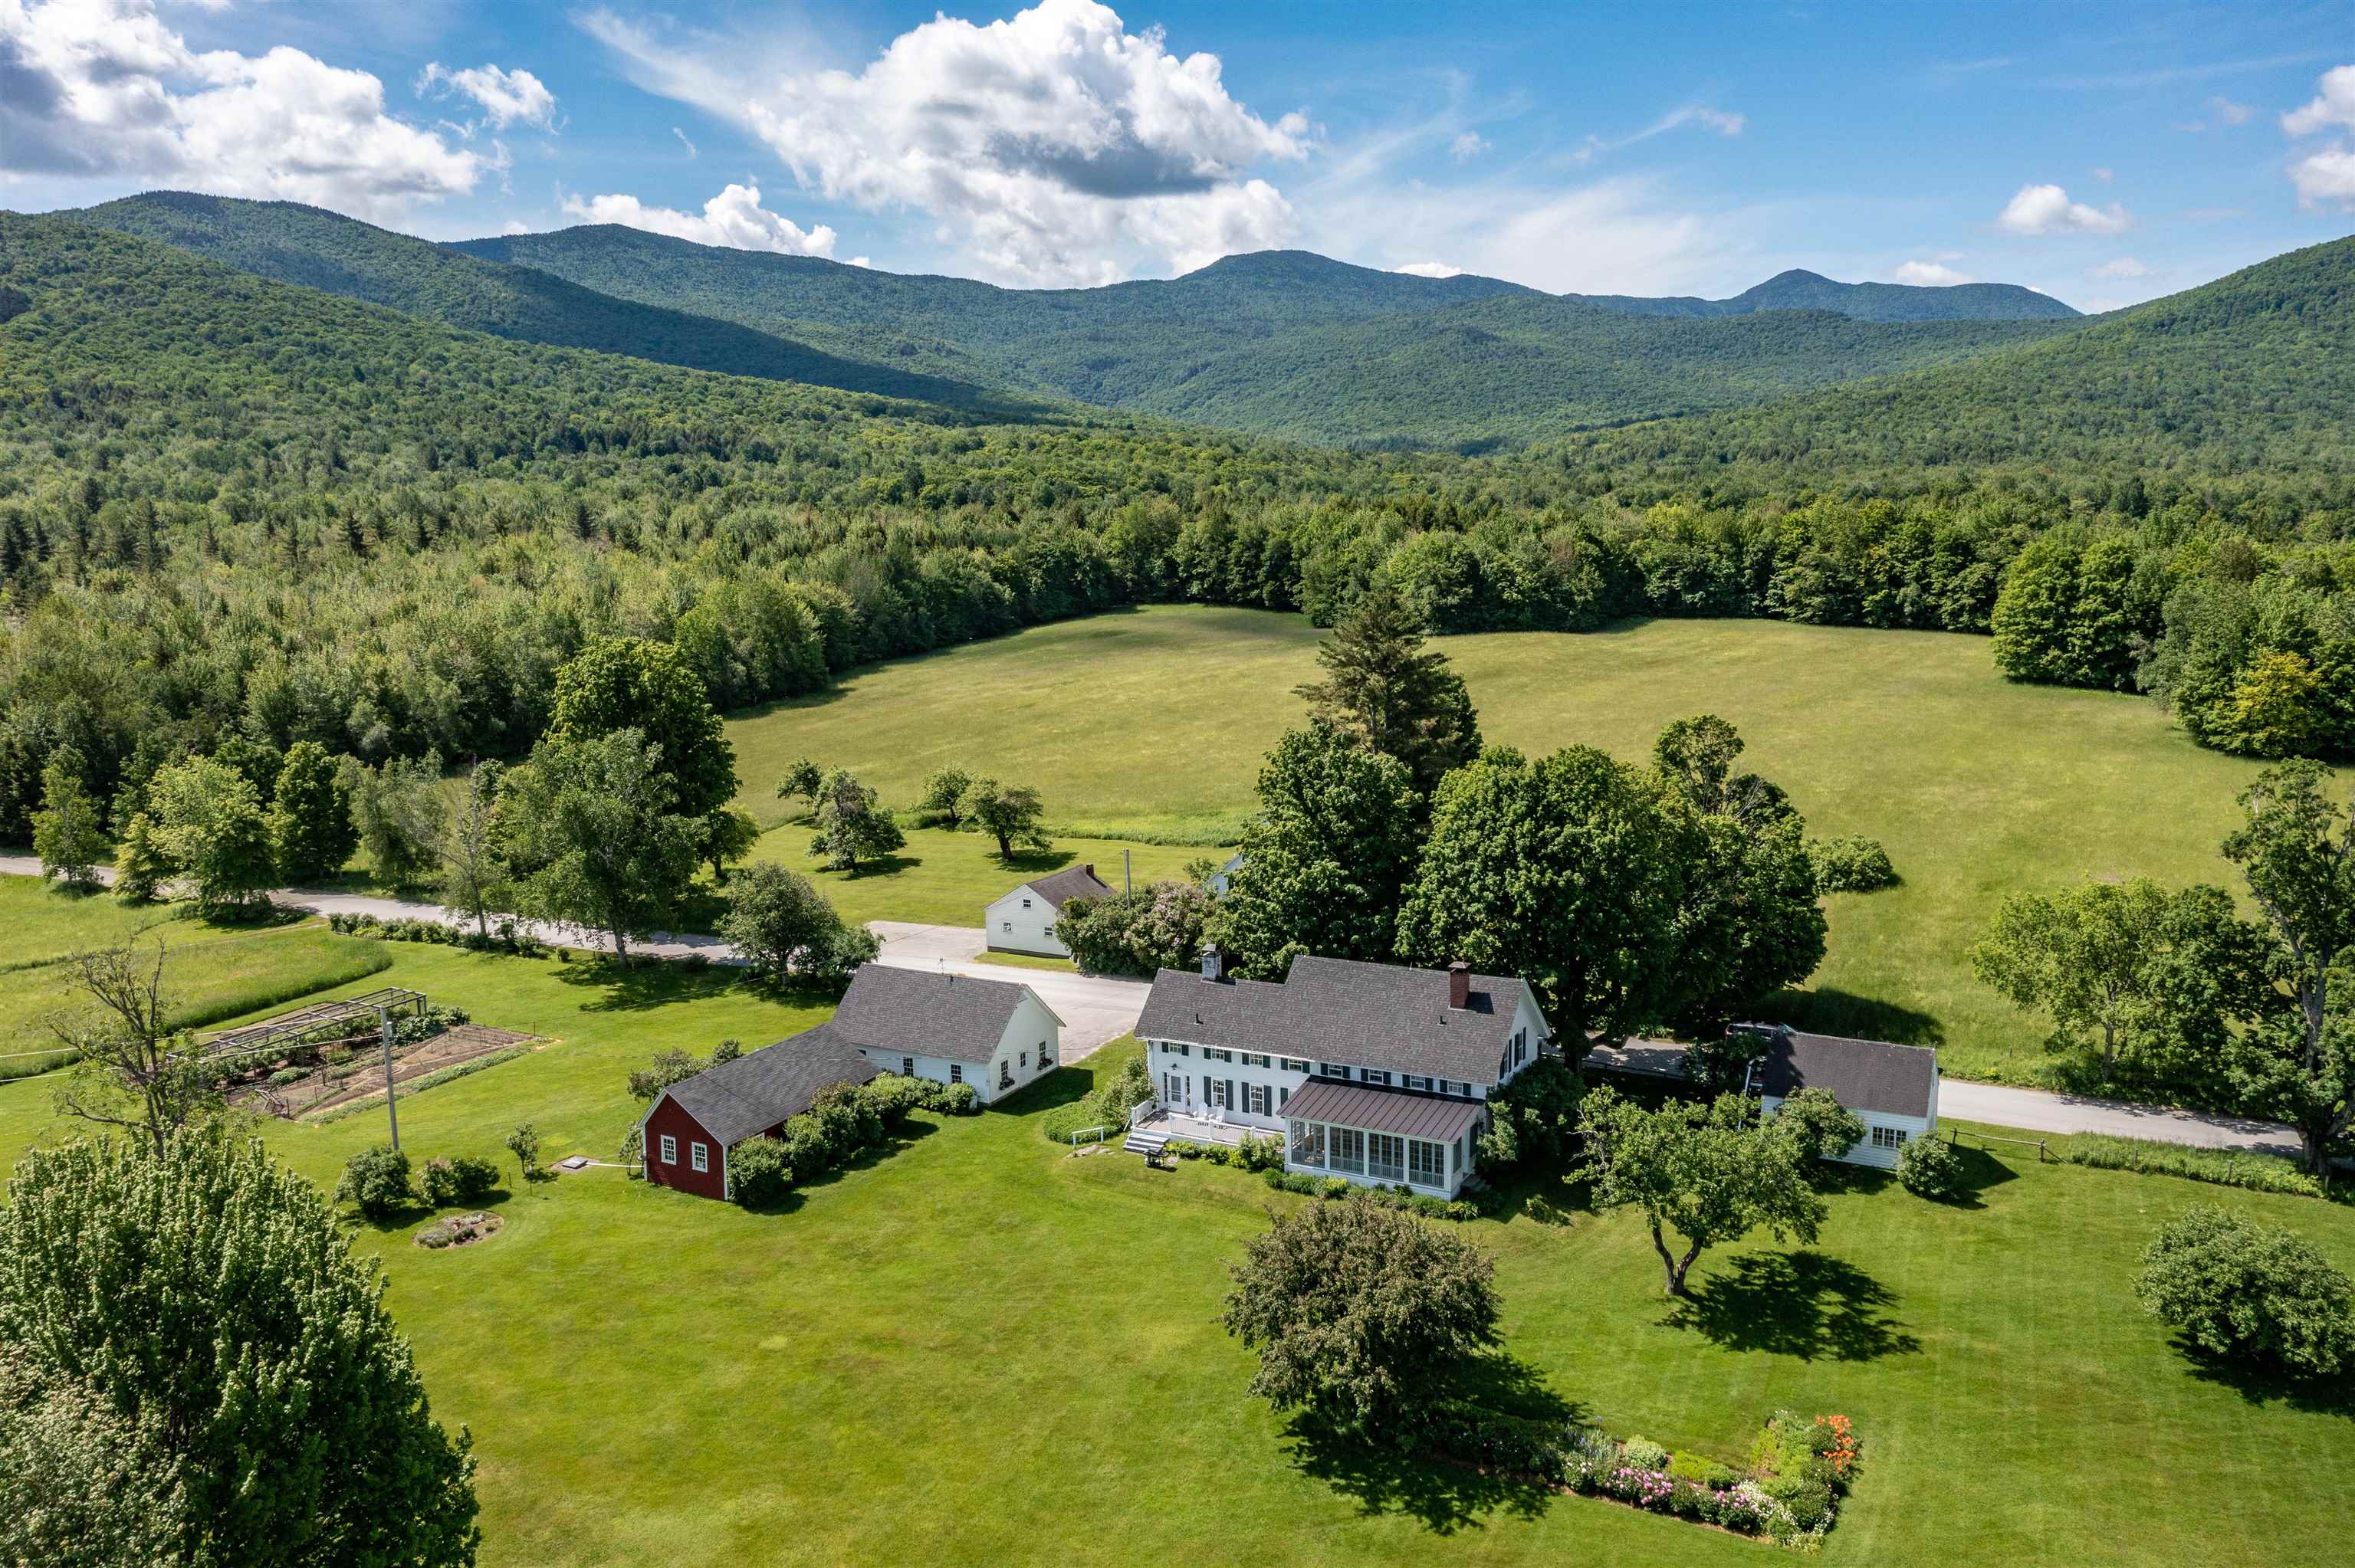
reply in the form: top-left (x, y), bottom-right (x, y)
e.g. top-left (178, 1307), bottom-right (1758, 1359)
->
top-left (5, 1), bottom-right (2352, 308)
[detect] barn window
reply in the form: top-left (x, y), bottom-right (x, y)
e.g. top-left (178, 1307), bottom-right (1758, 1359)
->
top-left (1002, 921), bottom-right (1012, 933)
top-left (950, 1063), bottom-right (963, 1084)
top-left (1870, 1126), bottom-right (1910, 1151)
top-left (1022, 897), bottom-right (1032, 909)
top-left (902, 1056), bottom-right (915, 1074)
top-left (691, 1142), bottom-right (709, 1173)
top-left (659, 1134), bottom-right (677, 1165)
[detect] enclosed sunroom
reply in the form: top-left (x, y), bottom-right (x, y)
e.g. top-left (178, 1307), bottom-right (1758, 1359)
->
top-left (1280, 1078), bottom-right (1483, 1198)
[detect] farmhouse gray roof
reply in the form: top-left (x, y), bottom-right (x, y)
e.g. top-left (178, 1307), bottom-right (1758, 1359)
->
top-left (1021, 863), bottom-right (1117, 910)
top-left (659, 1022), bottom-right (879, 1147)
top-left (1135, 953), bottom-right (1547, 1086)
top-left (826, 964), bottom-right (1051, 1065)
top-left (1749, 1025), bottom-right (1938, 1119)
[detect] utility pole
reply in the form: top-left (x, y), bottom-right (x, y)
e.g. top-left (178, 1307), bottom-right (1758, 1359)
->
top-left (381, 1008), bottom-right (400, 1151)
top-left (1124, 848), bottom-right (1132, 898)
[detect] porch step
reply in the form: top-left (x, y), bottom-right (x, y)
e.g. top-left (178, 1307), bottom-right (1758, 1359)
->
top-left (1122, 1130), bottom-right (1171, 1156)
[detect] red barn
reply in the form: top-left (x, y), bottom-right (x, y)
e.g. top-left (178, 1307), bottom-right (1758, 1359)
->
top-left (639, 1022), bottom-right (879, 1201)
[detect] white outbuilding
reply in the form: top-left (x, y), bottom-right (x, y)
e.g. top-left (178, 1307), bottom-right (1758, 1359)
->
top-left (1743, 1023), bottom-right (1941, 1169)
top-left (982, 863), bottom-right (1116, 958)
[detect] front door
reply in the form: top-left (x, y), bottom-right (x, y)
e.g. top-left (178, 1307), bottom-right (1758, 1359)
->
top-left (1163, 1071), bottom-right (1184, 1107)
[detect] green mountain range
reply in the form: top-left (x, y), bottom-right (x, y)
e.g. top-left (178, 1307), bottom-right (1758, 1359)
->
top-left (70, 192), bottom-right (2085, 451)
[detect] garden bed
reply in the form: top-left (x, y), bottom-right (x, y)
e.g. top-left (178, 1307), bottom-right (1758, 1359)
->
top-left (415, 1211), bottom-right (503, 1250)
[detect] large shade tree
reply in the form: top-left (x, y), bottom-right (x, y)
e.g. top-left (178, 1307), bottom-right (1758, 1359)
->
top-left (548, 636), bottom-right (737, 821)
top-left (2219, 760), bottom-right (2355, 1173)
top-left (1214, 720), bottom-right (1424, 978)
top-left (1221, 1196), bottom-right (1499, 1442)
top-left (0, 1134), bottom-right (479, 1566)
top-left (145, 755), bottom-right (275, 915)
top-left (503, 729), bottom-right (701, 963)
top-left (1396, 745), bottom-right (1693, 1046)
top-left (1583, 1086), bottom-right (1826, 1297)
top-left (1294, 582), bottom-right (1481, 795)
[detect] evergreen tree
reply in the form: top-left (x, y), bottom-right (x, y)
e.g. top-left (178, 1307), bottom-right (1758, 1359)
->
top-left (1295, 583), bottom-right (1481, 795)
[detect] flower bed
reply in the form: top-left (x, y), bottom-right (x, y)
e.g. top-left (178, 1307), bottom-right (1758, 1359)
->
top-left (1424, 1406), bottom-right (1861, 1550)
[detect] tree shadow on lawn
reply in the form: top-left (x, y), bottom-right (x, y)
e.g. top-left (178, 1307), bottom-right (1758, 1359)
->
top-left (2175, 1340), bottom-right (2355, 1417)
top-left (1666, 1249), bottom-right (1922, 1363)
top-left (1283, 1356), bottom-right (1582, 1535)
top-left (553, 958), bottom-right (793, 1015)
top-left (1752, 988), bottom-right (1944, 1048)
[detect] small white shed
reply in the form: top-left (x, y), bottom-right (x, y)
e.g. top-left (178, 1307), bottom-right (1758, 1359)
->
top-left (983, 863), bottom-right (1115, 958)
top-left (827, 964), bottom-right (1066, 1105)
top-left (1744, 1024), bottom-right (1941, 1170)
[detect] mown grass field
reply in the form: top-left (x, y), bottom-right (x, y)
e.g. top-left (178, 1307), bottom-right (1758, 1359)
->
top-left (743, 822), bottom-right (1218, 928)
top-left (2, 934), bottom-right (2349, 1568)
top-left (0, 878), bottom-right (391, 1079)
top-left (724, 606), bottom-right (2272, 1084)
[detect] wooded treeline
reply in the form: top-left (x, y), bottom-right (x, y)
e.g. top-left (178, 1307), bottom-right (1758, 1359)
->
top-left (3, 212), bottom-right (2353, 839)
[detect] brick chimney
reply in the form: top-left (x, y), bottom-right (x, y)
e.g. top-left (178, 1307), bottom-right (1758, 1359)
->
top-left (1082, 862), bottom-right (1094, 878)
top-left (1447, 961), bottom-right (1470, 1009)
top-left (1200, 943), bottom-right (1226, 982)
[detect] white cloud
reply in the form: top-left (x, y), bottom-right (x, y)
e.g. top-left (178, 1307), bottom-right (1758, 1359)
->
top-left (2207, 95), bottom-right (2254, 126)
top-left (1448, 131), bottom-right (1489, 162)
top-left (2283, 65), bottom-right (2355, 134)
top-left (0, 0), bottom-right (487, 220)
top-left (672, 126), bottom-right (697, 159)
top-left (1395, 261), bottom-right (1464, 278)
top-left (2090, 166), bottom-right (2114, 182)
top-left (560, 182), bottom-right (837, 257)
top-left (583, 0), bottom-right (1309, 284)
top-left (1894, 261), bottom-right (1972, 286)
top-left (1995, 182), bottom-right (2130, 235)
top-left (2288, 146), bottom-right (2355, 208)
top-left (2091, 256), bottom-right (2150, 278)
top-left (501, 219), bottom-right (528, 235)
top-left (415, 62), bottom-right (558, 132)
top-left (2282, 67), bottom-right (2355, 208)
top-left (1572, 103), bottom-right (1745, 165)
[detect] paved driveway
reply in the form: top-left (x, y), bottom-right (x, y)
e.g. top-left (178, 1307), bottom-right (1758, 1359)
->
top-left (871, 921), bottom-right (1147, 1059)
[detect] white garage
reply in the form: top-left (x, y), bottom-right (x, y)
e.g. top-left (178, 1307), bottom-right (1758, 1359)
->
top-left (1743, 1023), bottom-right (1941, 1169)
top-left (983, 863), bottom-right (1115, 958)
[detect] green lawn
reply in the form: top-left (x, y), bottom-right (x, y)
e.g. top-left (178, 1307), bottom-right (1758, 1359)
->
top-left (4, 937), bottom-right (2350, 1567)
top-left (724, 606), bottom-right (2274, 1084)
top-left (0, 878), bottom-right (392, 1079)
top-left (744, 822), bottom-right (1221, 928)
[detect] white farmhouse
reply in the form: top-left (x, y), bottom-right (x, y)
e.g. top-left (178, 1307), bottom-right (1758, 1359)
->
top-left (1742, 1023), bottom-right (1941, 1169)
top-left (982, 863), bottom-right (1116, 958)
top-left (828, 965), bottom-right (1064, 1104)
top-left (1131, 948), bottom-right (1552, 1198)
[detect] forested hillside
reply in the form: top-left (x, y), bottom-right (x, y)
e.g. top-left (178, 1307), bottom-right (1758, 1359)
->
top-left (456, 221), bottom-right (2078, 444)
top-left (1556, 234), bottom-right (2355, 496)
top-left (2, 209), bottom-right (2351, 849)
top-left (1568, 267), bottom-right (2079, 323)
top-left (77, 192), bottom-right (1044, 414)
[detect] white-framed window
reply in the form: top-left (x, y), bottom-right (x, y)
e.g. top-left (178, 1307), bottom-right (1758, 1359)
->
top-left (950, 1063), bottom-right (963, 1084)
top-left (1043, 923), bottom-right (1054, 938)
top-left (1289, 1120), bottom-right (1325, 1168)
top-left (659, 1134), bottom-right (678, 1164)
top-left (902, 1056), bottom-right (915, 1074)
top-left (1408, 1139), bottom-right (1445, 1186)
top-left (1361, 1068), bottom-right (1391, 1087)
top-left (1368, 1133), bottom-right (1404, 1183)
top-left (1020, 1051), bottom-right (1028, 1069)
top-left (1022, 897), bottom-right (1033, 909)
top-left (690, 1142), bottom-right (709, 1173)
top-left (1246, 1083), bottom-right (1271, 1115)
top-left (1871, 1125), bottom-right (1909, 1151)
top-left (1318, 1061), bottom-right (1349, 1079)
top-left (1281, 1057), bottom-right (1310, 1073)
top-left (1243, 1052), bottom-right (1270, 1068)
top-left (1206, 1048), bottom-right (1233, 1063)
top-left (1036, 1043), bottom-right (1049, 1071)
top-left (1329, 1127), bottom-right (1366, 1176)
